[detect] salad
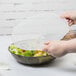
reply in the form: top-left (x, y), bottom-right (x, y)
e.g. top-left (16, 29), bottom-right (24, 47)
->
top-left (9, 45), bottom-right (49, 57)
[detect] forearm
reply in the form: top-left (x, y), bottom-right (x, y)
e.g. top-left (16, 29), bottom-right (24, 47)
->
top-left (65, 38), bottom-right (76, 53)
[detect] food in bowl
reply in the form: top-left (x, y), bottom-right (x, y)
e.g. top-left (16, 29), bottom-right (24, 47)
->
top-left (9, 45), bottom-right (49, 57)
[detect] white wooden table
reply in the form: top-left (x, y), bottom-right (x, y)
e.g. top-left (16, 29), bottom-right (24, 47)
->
top-left (0, 36), bottom-right (76, 76)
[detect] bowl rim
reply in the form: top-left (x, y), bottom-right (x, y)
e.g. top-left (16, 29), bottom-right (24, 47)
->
top-left (8, 44), bottom-right (55, 58)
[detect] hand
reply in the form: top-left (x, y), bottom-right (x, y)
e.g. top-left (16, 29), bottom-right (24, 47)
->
top-left (43, 41), bottom-right (68, 57)
top-left (61, 11), bottom-right (76, 26)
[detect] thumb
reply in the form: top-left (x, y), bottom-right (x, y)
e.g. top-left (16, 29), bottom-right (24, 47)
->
top-left (44, 41), bottom-right (50, 45)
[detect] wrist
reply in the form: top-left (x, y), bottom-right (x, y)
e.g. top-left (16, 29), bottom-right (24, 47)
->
top-left (61, 41), bottom-right (69, 54)
top-left (63, 40), bottom-right (76, 53)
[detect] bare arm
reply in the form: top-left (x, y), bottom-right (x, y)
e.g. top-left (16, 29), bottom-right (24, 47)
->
top-left (65, 39), bottom-right (76, 53)
top-left (43, 39), bottom-right (76, 57)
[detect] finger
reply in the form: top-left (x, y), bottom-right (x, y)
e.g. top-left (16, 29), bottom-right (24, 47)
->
top-left (42, 48), bottom-right (48, 52)
top-left (43, 47), bottom-right (53, 56)
top-left (68, 20), bottom-right (74, 26)
top-left (42, 45), bottom-right (49, 52)
top-left (61, 15), bottom-right (73, 26)
top-left (66, 19), bottom-right (70, 22)
top-left (44, 41), bottom-right (50, 45)
top-left (60, 13), bottom-right (70, 19)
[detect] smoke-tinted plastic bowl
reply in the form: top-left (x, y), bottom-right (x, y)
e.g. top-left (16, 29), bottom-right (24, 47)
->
top-left (8, 40), bottom-right (55, 65)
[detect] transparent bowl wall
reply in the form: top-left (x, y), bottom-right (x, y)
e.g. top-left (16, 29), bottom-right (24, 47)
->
top-left (11, 12), bottom-right (69, 43)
